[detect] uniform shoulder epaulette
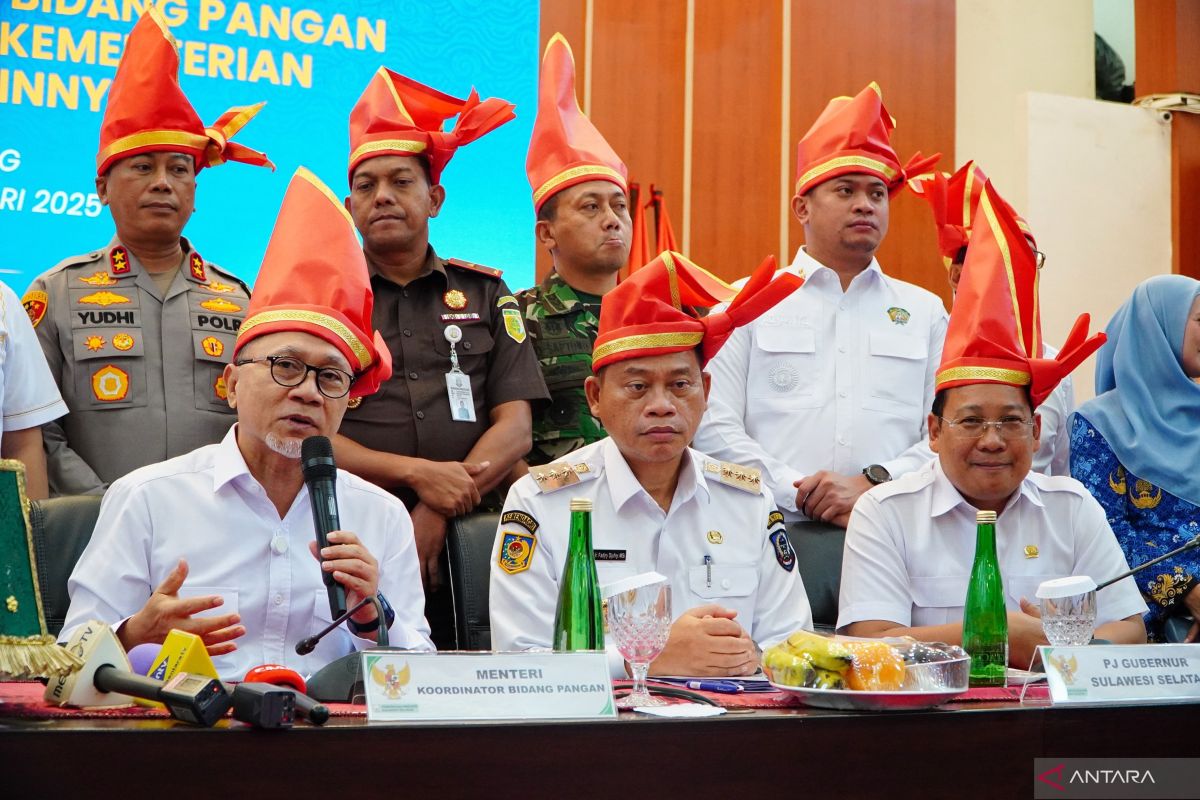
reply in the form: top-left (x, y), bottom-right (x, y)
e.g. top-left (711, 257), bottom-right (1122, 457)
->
top-left (446, 257), bottom-right (503, 279)
top-left (703, 458), bottom-right (763, 494)
top-left (529, 458), bottom-right (600, 494)
top-left (43, 248), bottom-right (104, 278)
top-left (205, 261), bottom-right (252, 297)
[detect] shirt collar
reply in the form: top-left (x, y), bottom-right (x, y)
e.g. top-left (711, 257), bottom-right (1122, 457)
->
top-left (788, 246), bottom-right (883, 285)
top-left (211, 424), bottom-right (255, 492)
top-left (601, 437), bottom-right (709, 513)
top-left (367, 245), bottom-right (445, 286)
top-left (928, 458), bottom-right (1045, 518)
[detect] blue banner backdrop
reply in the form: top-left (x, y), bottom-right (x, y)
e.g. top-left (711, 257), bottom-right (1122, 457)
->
top-left (0, 0), bottom-right (539, 294)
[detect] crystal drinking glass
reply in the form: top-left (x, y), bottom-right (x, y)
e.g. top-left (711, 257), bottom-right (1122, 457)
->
top-left (607, 581), bottom-right (672, 708)
top-left (1037, 576), bottom-right (1098, 646)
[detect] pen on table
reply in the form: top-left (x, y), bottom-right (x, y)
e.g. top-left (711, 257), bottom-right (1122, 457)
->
top-left (685, 680), bottom-right (744, 694)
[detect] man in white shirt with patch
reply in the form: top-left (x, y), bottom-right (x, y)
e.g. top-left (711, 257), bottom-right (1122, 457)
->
top-left (695, 83), bottom-right (946, 530)
top-left (837, 179), bottom-right (1145, 667)
top-left (490, 252), bottom-right (812, 677)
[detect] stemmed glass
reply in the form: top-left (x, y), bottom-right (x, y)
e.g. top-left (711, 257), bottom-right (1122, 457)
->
top-left (607, 580), bottom-right (672, 708)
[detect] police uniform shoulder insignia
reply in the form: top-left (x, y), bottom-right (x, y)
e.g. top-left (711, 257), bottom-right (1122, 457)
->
top-left (767, 510), bottom-right (785, 529)
top-left (200, 297), bottom-right (242, 314)
top-left (21, 290), bottom-right (48, 328)
top-left (529, 460), bottom-right (595, 493)
top-left (79, 271), bottom-right (118, 287)
top-left (189, 252), bottom-right (207, 282)
top-left (109, 246), bottom-right (131, 275)
top-left (704, 459), bottom-right (762, 494)
top-left (887, 306), bottom-right (910, 325)
top-left (502, 307), bottom-right (527, 343)
top-left (79, 291), bottom-right (130, 307)
top-left (498, 527), bottom-right (537, 575)
top-left (770, 528), bottom-right (796, 572)
top-left (446, 257), bottom-right (503, 279)
top-left (496, 294), bottom-right (518, 308)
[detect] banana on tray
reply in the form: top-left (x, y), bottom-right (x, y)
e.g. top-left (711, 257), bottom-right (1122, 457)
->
top-left (762, 630), bottom-right (905, 691)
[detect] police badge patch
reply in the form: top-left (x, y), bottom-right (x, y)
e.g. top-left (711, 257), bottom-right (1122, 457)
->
top-left (770, 530), bottom-right (795, 572)
top-left (886, 306), bottom-right (910, 325)
top-left (498, 531), bottom-right (537, 574)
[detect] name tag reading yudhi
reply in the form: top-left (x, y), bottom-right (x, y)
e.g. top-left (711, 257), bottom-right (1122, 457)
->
top-left (362, 651), bottom-right (616, 722)
top-left (1041, 644), bottom-right (1200, 706)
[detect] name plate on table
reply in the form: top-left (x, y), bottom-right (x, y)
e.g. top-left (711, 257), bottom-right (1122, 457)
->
top-left (1041, 644), bottom-right (1200, 706)
top-left (362, 651), bottom-right (616, 722)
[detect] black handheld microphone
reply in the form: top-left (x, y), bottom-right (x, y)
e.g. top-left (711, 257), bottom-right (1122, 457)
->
top-left (302, 435), bottom-right (347, 620)
top-left (93, 666), bottom-right (230, 727)
top-left (1095, 534), bottom-right (1200, 591)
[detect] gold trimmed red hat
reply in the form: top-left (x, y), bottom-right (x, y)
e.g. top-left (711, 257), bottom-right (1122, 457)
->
top-left (527, 33), bottom-right (628, 212)
top-left (96, 6), bottom-right (273, 176)
top-left (936, 179), bottom-right (1102, 408)
top-left (593, 252), bottom-right (803, 372)
top-left (909, 161), bottom-right (1037, 268)
top-left (348, 67), bottom-right (515, 185)
top-left (234, 168), bottom-right (391, 398)
top-left (794, 82), bottom-right (937, 197)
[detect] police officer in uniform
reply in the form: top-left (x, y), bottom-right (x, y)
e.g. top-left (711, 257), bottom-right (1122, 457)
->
top-left (23, 8), bottom-right (271, 495)
top-left (518, 34), bottom-right (631, 466)
top-left (335, 67), bottom-right (548, 648)
top-left (490, 252), bottom-right (813, 677)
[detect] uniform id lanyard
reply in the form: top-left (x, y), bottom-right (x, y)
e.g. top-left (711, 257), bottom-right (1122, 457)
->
top-left (443, 324), bottom-right (476, 423)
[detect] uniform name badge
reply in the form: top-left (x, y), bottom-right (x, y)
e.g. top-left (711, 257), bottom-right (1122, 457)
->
top-left (444, 325), bottom-right (476, 423)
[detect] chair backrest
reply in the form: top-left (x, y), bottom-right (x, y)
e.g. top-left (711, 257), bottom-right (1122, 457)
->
top-left (786, 520), bottom-right (846, 633)
top-left (445, 511), bottom-right (500, 650)
top-left (29, 495), bottom-right (103, 636)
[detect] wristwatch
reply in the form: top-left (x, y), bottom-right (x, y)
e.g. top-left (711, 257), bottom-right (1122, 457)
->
top-left (862, 464), bottom-right (892, 485)
top-left (348, 593), bottom-right (395, 634)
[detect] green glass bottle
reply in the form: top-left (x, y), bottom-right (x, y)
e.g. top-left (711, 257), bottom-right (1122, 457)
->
top-left (962, 509), bottom-right (1008, 686)
top-left (552, 498), bottom-right (605, 651)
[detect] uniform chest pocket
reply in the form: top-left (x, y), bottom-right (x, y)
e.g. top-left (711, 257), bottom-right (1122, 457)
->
top-left (749, 326), bottom-right (819, 406)
top-left (72, 357), bottom-right (148, 411)
top-left (433, 321), bottom-right (495, 359)
top-left (864, 331), bottom-right (927, 415)
top-left (192, 331), bottom-right (237, 412)
top-left (688, 563), bottom-right (758, 599)
top-left (909, 575), bottom-right (968, 627)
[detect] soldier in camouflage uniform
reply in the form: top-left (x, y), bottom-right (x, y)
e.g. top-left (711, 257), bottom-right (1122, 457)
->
top-left (521, 34), bottom-right (631, 467)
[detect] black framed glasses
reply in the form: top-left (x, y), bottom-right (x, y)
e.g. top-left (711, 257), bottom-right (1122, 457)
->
top-left (938, 416), bottom-right (1035, 440)
top-left (235, 355), bottom-right (356, 399)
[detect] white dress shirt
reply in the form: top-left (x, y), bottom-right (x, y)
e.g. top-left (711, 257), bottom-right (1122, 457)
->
top-left (63, 426), bottom-right (433, 680)
top-left (695, 248), bottom-right (948, 517)
top-left (1033, 343), bottom-right (1074, 476)
top-left (489, 437), bottom-right (813, 676)
top-left (1, 281), bottom-right (67, 433)
top-left (837, 458), bottom-right (1148, 630)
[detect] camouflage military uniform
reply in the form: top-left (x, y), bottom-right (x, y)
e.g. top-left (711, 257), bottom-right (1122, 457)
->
top-left (516, 271), bottom-right (605, 466)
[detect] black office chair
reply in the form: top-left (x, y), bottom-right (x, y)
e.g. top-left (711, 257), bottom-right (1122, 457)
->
top-left (29, 495), bottom-right (103, 636)
top-left (787, 521), bottom-right (846, 633)
top-left (445, 511), bottom-right (500, 651)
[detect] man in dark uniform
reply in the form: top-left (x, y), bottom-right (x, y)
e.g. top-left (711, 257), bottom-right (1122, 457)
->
top-left (335, 67), bottom-right (548, 648)
top-left (23, 8), bottom-right (272, 495)
top-left (518, 34), bottom-right (631, 467)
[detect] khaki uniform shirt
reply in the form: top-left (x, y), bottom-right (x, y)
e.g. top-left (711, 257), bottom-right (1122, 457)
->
top-left (338, 246), bottom-right (549, 508)
top-left (24, 237), bottom-right (249, 495)
top-left (516, 271), bottom-right (605, 466)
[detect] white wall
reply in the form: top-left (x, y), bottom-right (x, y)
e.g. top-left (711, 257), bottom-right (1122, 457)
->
top-left (1024, 93), bottom-right (1172, 401)
top-left (1094, 0), bottom-right (1136, 84)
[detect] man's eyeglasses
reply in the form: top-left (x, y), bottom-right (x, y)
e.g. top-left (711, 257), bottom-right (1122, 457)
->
top-left (234, 355), bottom-right (356, 399)
top-left (938, 416), bottom-right (1035, 440)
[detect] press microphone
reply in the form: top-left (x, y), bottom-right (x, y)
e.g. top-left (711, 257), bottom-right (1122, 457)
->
top-left (295, 594), bottom-right (389, 656)
top-left (243, 665), bottom-right (330, 725)
top-left (301, 435), bottom-right (347, 620)
top-left (1095, 534), bottom-right (1200, 591)
top-left (45, 621), bottom-right (230, 726)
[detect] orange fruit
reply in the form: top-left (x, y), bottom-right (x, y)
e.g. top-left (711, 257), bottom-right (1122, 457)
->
top-left (843, 640), bottom-right (906, 691)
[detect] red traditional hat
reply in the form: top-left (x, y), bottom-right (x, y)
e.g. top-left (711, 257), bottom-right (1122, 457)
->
top-left (96, 6), bottom-right (272, 176)
top-left (348, 67), bottom-right (515, 185)
top-left (935, 179), bottom-right (1103, 408)
top-left (527, 33), bottom-right (628, 212)
top-left (592, 252), bottom-right (803, 372)
top-left (909, 161), bottom-right (1037, 268)
top-left (234, 168), bottom-right (391, 399)
top-left (794, 82), bottom-right (937, 197)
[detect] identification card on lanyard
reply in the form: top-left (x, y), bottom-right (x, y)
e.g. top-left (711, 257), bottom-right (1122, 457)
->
top-left (444, 325), bottom-right (476, 422)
